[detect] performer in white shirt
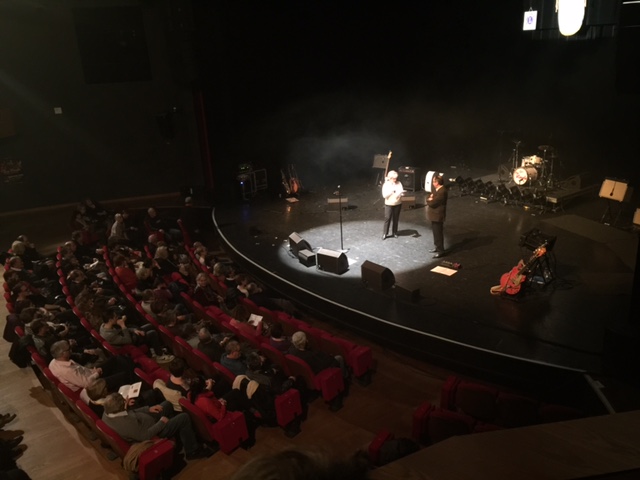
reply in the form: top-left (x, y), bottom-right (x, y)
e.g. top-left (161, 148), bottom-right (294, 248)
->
top-left (381, 170), bottom-right (404, 240)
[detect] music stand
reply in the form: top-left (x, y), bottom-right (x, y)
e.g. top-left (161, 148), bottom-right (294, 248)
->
top-left (373, 154), bottom-right (390, 186)
top-left (599, 178), bottom-right (633, 226)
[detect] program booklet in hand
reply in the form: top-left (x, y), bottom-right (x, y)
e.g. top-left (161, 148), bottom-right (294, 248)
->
top-left (118, 381), bottom-right (142, 399)
top-left (248, 314), bottom-right (263, 327)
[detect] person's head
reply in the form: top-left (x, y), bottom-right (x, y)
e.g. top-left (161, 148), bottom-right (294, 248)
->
top-left (113, 254), bottom-right (128, 268)
top-left (105, 306), bottom-right (123, 323)
top-left (291, 331), bottom-right (308, 351)
top-left (141, 289), bottom-right (155, 302)
top-left (30, 319), bottom-right (49, 336)
top-left (188, 376), bottom-right (209, 402)
top-left (213, 262), bottom-right (228, 277)
top-left (16, 234), bottom-right (30, 244)
top-left (196, 273), bottom-right (209, 288)
top-left (433, 175), bottom-right (443, 188)
top-left (67, 269), bottom-right (85, 283)
top-left (270, 323), bottom-right (284, 340)
top-left (71, 230), bottom-right (84, 244)
top-left (114, 213), bottom-right (124, 223)
top-left (11, 281), bottom-right (30, 300)
top-left (246, 351), bottom-right (264, 371)
top-left (160, 309), bottom-right (177, 327)
top-left (168, 358), bottom-right (186, 377)
top-left (148, 234), bottom-right (158, 245)
top-left (198, 327), bottom-right (212, 343)
top-left (136, 265), bottom-right (152, 280)
top-left (155, 246), bottom-right (169, 260)
top-left (103, 392), bottom-right (126, 414)
top-left (184, 196), bottom-right (193, 206)
top-left (50, 340), bottom-right (71, 360)
top-left (8, 256), bottom-right (24, 270)
top-left (11, 241), bottom-right (26, 256)
top-left (225, 340), bottom-right (242, 359)
top-left (386, 170), bottom-right (398, 182)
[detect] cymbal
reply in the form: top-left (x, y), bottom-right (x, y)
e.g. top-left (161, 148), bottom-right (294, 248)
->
top-left (538, 144), bottom-right (554, 152)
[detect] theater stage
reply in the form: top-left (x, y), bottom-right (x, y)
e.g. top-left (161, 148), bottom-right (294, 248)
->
top-left (212, 172), bottom-right (638, 400)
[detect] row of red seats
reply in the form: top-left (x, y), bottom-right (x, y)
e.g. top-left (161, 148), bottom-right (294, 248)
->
top-left (411, 375), bottom-right (586, 445)
top-left (179, 291), bottom-right (346, 412)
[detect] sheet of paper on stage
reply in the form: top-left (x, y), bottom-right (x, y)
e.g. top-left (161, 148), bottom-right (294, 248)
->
top-left (431, 266), bottom-right (458, 276)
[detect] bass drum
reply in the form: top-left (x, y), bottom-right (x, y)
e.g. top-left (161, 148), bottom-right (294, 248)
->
top-left (424, 170), bottom-right (443, 193)
top-left (513, 166), bottom-right (538, 186)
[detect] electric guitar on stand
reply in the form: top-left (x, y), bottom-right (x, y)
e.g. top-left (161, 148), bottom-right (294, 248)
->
top-left (281, 169), bottom-right (291, 196)
top-left (490, 241), bottom-right (548, 296)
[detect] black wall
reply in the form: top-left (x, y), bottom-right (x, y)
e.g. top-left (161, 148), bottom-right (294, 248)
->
top-left (0, 1), bottom-right (202, 212)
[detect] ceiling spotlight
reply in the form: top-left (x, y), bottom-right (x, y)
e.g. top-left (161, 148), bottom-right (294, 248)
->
top-left (556, 0), bottom-right (586, 37)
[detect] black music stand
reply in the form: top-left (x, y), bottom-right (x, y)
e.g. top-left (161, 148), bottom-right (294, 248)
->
top-left (599, 178), bottom-right (632, 226)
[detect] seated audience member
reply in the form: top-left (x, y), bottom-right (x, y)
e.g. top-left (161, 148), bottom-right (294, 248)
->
top-left (49, 340), bottom-right (134, 403)
top-left (99, 307), bottom-right (166, 359)
top-left (245, 351), bottom-right (294, 396)
top-left (16, 234), bottom-right (44, 266)
top-left (158, 310), bottom-right (197, 347)
top-left (192, 273), bottom-right (223, 307)
top-left (112, 254), bottom-right (138, 293)
top-left (101, 392), bottom-right (212, 460)
top-left (196, 328), bottom-right (230, 362)
top-left (108, 213), bottom-right (129, 246)
top-left (268, 323), bottom-right (291, 353)
top-left (187, 376), bottom-right (257, 443)
top-left (246, 282), bottom-right (297, 316)
top-left (211, 262), bottom-right (228, 285)
top-left (220, 340), bottom-right (248, 377)
top-left (145, 207), bottom-right (182, 244)
top-left (154, 246), bottom-right (178, 277)
top-left (164, 358), bottom-right (192, 395)
top-left (288, 331), bottom-right (346, 378)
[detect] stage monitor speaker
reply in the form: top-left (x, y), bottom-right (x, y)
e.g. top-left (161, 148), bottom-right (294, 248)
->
top-left (395, 284), bottom-right (420, 303)
top-left (317, 248), bottom-right (348, 275)
top-left (398, 166), bottom-right (418, 192)
top-left (288, 232), bottom-right (311, 256)
top-left (298, 249), bottom-right (316, 267)
top-left (327, 197), bottom-right (348, 210)
top-left (599, 178), bottom-right (633, 203)
top-left (361, 260), bottom-right (394, 291)
top-left (401, 195), bottom-right (416, 210)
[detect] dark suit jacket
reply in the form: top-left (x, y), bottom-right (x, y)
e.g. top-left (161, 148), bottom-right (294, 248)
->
top-left (426, 186), bottom-right (448, 222)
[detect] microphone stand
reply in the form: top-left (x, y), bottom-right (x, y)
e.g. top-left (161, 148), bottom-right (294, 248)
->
top-left (334, 185), bottom-right (348, 252)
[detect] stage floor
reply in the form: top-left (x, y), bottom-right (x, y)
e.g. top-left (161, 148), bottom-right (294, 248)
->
top-left (213, 174), bottom-right (637, 376)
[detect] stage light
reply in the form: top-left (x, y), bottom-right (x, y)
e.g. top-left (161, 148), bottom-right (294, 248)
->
top-left (556, 0), bottom-right (586, 37)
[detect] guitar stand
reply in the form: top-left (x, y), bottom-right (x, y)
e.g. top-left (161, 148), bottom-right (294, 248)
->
top-left (526, 254), bottom-right (555, 288)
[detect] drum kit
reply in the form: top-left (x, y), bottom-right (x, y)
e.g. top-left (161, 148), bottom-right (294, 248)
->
top-left (511, 142), bottom-right (557, 188)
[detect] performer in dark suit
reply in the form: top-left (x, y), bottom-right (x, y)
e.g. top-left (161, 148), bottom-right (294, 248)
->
top-left (426, 175), bottom-right (448, 258)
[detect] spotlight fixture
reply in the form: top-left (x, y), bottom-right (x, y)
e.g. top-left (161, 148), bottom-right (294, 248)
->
top-left (556, 0), bottom-right (586, 37)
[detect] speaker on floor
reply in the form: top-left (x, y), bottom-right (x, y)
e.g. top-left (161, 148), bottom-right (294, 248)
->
top-left (394, 284), bottom-right (420, 303)
top-left (401, 195), bottom-right (416, 210)
top-left (289, 232), bottom-right (311, 256)
top-left (361, 260), bottom-right (395, 291)
top-left (317, 248), bottom-right (348, 275)
top-left (298, 249), bottom-right (316, 268)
